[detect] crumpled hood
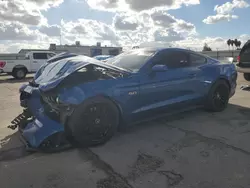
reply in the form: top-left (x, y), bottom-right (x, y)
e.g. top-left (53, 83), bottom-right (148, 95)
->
top-left (33, 52), bottom-right (79, 81)
top-left (35, 55), bottom-right (130, 92)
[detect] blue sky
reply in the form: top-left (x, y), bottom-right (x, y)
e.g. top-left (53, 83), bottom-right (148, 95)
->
top-left (0, 0), bottom-right (250, 52)
top-left (43, 0), bottom-right (250, 37)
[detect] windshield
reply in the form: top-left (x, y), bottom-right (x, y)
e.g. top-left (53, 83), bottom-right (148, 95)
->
top-left (106, 49), bottom-right (155, 72)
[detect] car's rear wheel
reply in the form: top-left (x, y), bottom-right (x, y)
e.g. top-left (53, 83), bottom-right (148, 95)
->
top-left (67, 97), bottom-right (119, 147)
top-left (205, 80), bottom-right (230, 112)
top-left (243, 73), bottom-right (250, 81)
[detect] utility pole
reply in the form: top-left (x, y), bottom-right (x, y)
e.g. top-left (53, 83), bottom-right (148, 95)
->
top-left (60, 28), bottom-right (62, 45)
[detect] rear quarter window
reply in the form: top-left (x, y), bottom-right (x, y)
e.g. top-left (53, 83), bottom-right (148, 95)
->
top-left (190, 53), bottom-right (207, 66)
top-left (241, 48), bottom-right (250, 55)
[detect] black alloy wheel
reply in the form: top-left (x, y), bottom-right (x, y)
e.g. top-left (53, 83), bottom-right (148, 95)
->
top-left (205, 80), bottom-right (230, 112)
top-left (81, 103), bottom-right (115, 139)
top-left (67, 97), bottom-right (119, 147)
top-left (212, 86), bottom-right (229, 110)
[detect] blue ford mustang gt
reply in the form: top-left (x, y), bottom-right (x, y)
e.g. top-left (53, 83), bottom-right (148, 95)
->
top-left (10, 48), bottom-right (237, 151)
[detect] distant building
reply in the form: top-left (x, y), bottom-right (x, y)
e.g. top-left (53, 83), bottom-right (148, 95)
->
top-left (49, 42), bottom-right (122, 57)
top-left (0, 42), bottom-right (122, 58)
top-left (18, 48), bottom-right (66, 55)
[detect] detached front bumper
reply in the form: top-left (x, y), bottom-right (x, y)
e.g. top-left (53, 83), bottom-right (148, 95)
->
top-left (14, 84), bottom-right (66, 150)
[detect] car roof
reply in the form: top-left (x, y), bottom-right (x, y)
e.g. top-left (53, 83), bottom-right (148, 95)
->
top-left (136, 47), bottom-right (196, 53)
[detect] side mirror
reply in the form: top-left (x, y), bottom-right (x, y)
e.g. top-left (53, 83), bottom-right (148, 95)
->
top-left (25, 55), bottom-right (30, 60)
top-left (152, 64), bottom-right (168, 72)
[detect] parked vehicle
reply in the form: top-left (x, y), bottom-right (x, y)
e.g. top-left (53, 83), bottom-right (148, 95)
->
top-left (93, 55), bottom-right (114, 62)
top-left (1, 51), bottom-right (56, 79)
top-left (236, 40), bottom-right (250, 81)
top-left (9, 48), bottom-right (237, 151)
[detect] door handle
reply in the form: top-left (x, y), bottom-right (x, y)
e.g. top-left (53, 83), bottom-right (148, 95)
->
top-left (33, 61), bottom-right (38, 63)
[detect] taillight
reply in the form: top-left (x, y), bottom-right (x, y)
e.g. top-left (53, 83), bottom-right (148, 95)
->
top-left (237, 56), bottom-right (240, 62)
top-left (0, 61), bottom-right (6, 68)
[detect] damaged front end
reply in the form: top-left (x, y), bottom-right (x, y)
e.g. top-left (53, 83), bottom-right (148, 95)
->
top-left (9, 56), bottom-right (129, 152)
top-left (9, 85), bottom-right (71, 152)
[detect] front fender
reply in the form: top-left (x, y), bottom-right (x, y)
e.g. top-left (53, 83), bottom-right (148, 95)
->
top-left (58, 86), bottom-right (87, 105)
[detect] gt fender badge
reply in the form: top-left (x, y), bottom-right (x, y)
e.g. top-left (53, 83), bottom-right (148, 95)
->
top-left (128, 91), bottom-right (138, 95)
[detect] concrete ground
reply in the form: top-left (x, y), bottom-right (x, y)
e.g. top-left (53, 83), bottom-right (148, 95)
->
top-left (1, 73), bottom-right (250, 188)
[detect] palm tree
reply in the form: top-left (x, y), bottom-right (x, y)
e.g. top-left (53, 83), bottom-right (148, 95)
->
top-left (231, 40), bottom-right (234, 50)
top-left (227, 39), bottom-right (232, 50)
top-left (238, 41), bottom-right (241, 48)
top-left (234, 39), bottom-right (238, 49)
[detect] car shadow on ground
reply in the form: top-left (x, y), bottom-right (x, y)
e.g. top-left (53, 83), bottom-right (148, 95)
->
top-left (1, 103), bottom-right (250, 162)
top-left (0, 76), bottom-right (33, 84)
top-left (120, 103), bottom-right (250, 135)
top-left (0, 132), bottom-right (31, 161)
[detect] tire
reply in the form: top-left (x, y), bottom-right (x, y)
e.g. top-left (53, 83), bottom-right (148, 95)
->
top-left (12, 68), bottom-right (27, 79)
top-left (205, 80), bottom-right (230, 112)
top-left (243, 73), bottom-right (250, 81)
top-left (67, 97), bottom-right (119, 147)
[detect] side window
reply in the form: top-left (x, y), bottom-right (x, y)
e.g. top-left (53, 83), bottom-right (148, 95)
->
top-left (33, 53), bottom-right (48, 60)
top-left (152, 51), bottom-right (189, 68)
top-left (190, 53), bottom-right (207, 66)
top-left (242, 48), bottom-right (250, 55)
top-left (151, 52), bottom-right (168, 66)
top-left (168, 52), bottom-right (189, 68)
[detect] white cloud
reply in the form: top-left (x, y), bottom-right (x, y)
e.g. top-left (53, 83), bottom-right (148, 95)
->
top-left (85, 0), bottom-right (200, 12)
top-left (151, 10), bottom-right (176, 27)
top-left (112, 9), bottom-right (196, 47)
top-left (0, 0), bottom-right (63, 26)
top-left (113, 13), bottom-right (139, 30)
top-left (26, 0), bottom-right (64, 10)
top-left (0, 22), bottom-right (42, 40)
top-left (203, 0), bottom-right (249, 24)
top-left (150, 10), bottom-right (196, 34)
top-left (214, 0), bottom-right (249, 14)
top-left (61, 19), bottom-right (119, 46)
top-left (154, 29), bottom-right (184, 42)
top-left (0, 0), bottom-right (44, 25)
top-left (39, 25), bottom-right (61, 36)
top-left (203, 14), bottom-right (238, 24)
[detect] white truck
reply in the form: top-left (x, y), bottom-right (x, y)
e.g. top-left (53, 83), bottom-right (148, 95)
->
top-left (0, 51), bottom-right (56, 79)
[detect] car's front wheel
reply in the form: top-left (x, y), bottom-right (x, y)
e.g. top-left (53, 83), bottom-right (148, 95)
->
top-left (12, 68), bottom-right (27, 79)
top-left (205, 80), bottom-right (230, 112)
top-left (243, 73), bottom-right (250, 81)
top-left (67, 97), bottom-right (119, 147)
